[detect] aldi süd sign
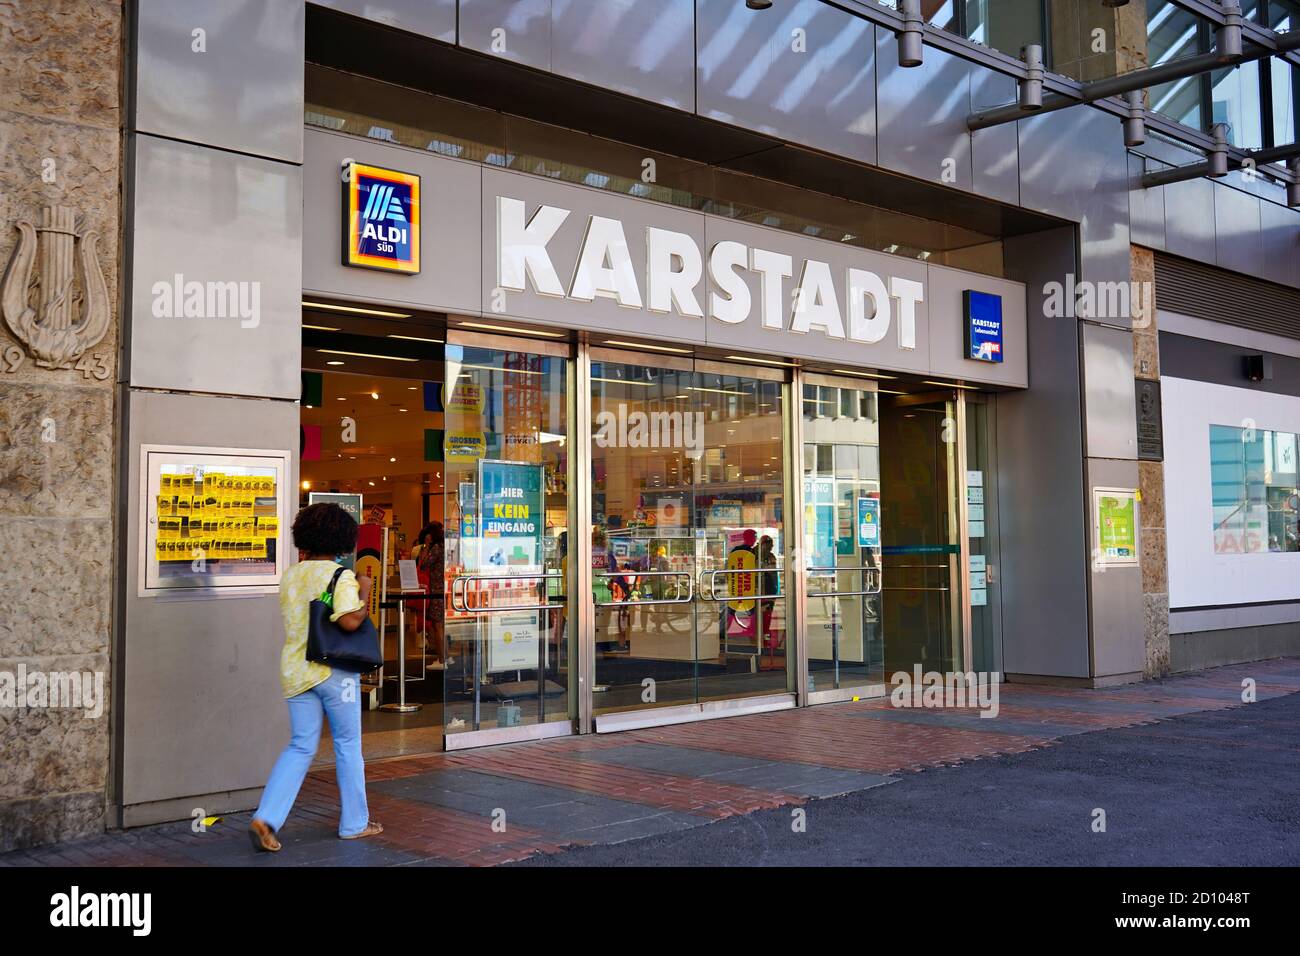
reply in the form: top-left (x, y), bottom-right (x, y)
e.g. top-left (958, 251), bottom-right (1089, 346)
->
top-left (343, 161), bottom-right (420, 274)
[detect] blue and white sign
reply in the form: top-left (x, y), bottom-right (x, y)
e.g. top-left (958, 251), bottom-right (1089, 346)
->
top-left (964, 290), bottom-right (1004, 363)
top-left (857, 496), bottom-right (880, 548)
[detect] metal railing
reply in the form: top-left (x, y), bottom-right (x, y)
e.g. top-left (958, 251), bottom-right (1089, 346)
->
top-left (593, 570), bottom-right (694, 608)
top-left (449, 572), bottom-right (564, 613)
top-left (804, 565), bottom-right (883, 598)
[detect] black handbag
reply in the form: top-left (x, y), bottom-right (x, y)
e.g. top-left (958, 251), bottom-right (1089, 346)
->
top-left (306, 566), bottom-right (382, 673)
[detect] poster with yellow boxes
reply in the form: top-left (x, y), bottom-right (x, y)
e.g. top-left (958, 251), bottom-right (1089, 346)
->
top-left (154, 469), bottom-right (279, 564)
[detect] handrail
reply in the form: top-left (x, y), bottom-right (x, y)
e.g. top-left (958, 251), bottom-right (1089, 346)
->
top-left (594, 570), bottom-right (694, 607)
top-left (805, 565), bottom-right (883, 598)
top-left (450, 572), bottom-right (563, 613)
top-left (697, 567), bottom-right (783, 603)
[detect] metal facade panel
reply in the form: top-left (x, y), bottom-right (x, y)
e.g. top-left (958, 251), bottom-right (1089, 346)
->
top-left (1086, 458), bottom-right (1145, 678)
top-left (996, 228), bottom-right (1091, 678)
top-left (458, 0), bottom-right (551, 71)
top-left (301, 128), bottom-right (483, 315)
top-left (1127, 154), bottom-right (1167, 252)
top-left (1259, 200), bottom-right (1300, 289)
top-left (310, 0), bottom-right (456, 41)
top-left (1081, 322), bottom-right (1138, 461)
top-left (874, 26), bottom-right (970, 188)
top-left (551, 0), bottom-right (695, 111)
top-left (118, 390), bottom-right (299, 806)
top-left (1213, 185), bottom-right (1264, 279)
top-left (1163, 177), bottom-right (1218, 265)
top-left (697, 0), bottom-right (874, 162)
top-left (134, 0), bottom-right (305, 163)
top-left (127, 135), bottom-right (303, 399)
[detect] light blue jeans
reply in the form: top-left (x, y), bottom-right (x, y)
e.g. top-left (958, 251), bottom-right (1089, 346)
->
top-left (255, 669), bottom-right (370, 837)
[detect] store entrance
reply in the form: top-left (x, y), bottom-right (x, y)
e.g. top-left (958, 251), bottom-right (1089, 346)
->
top-left (300, 308), bottom-right (446, 760)
top-left (588, 350), bottom-right (790, 719)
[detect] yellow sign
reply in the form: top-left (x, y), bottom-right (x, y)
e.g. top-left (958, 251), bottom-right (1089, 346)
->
top-left (445, 429), bottom-right (486, 460)
top-left (726, 548), bottom-right (758, 613)
top-left (449, 381), bottom-right (485, 415)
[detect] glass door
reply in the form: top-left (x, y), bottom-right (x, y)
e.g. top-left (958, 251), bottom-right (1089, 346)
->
top-left (588, 350), bottom-right (788, 718)
top-left (442, 333), bottom-right (573, 743)
top-left (878, 392), bottom-right (963, 677)
top-left (801, 373), bottom-right (884, 695)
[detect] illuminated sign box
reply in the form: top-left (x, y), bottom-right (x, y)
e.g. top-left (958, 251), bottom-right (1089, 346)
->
top-left (964, 290), bottom-right (1003, 363)
top-left (343, 162), bottom-right (420, 274)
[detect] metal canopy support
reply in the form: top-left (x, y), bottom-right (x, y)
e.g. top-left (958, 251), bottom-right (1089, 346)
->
top-left (896, 0), bottom-right (923, 67)
top-left (1142, 138), bottom-right (1300, 197)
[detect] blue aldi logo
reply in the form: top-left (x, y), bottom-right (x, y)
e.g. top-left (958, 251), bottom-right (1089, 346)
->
top-left (343, 162), bottom-right (420, 274)
top-left (963, 290), bottom-right (1003, 363)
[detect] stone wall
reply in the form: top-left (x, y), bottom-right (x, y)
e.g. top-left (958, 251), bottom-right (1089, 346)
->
top-left (0, 1), bottom-right (122, 851)
top-left (1132, 246), bottom-right (1170, 679)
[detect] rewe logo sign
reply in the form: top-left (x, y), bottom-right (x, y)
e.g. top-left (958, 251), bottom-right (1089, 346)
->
top-left (495, 196), bottom-right (923, 349)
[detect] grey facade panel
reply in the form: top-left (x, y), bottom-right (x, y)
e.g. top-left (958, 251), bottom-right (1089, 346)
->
top-left (874, 27), bottom-right (969, 189)
top-left (552, 0), bottom-right (695, 112)
top-left (1259, 201), bottom-right (1300, 289)
top-left (118, 389), bottom-right (298, 808)
top-left (1080, 322), bottom-right (1138, 461)
top-left (127, 135), bottom-right (303, 400)
top-left (1258, 200), bottom-right (1300, 289)
top-left (310, 0), bottom-right (456, 42)
top-left (970, 72), bottom-right (1020, 207)
top-left (1213, 186), bottom-right (1263, 279)
top-left (301, 128), bottom-right (483, 316)
top-left (1086, 457), bottom-right (1145, 678)
top-left (1127, 155), bottom-right (1166, 252)
top-left (1018, 106), bottom-right (1131, 289)
top-left (1162, 177), bottom-right (1218, 265)
top-left (458, 0), bottom-right (551, 71)
top-left (133, 0), bottom-right (305, 164)
top-left (697, 0), bottom-right (873, 163)
top-left (996, 228), bottom-right (1091, 679)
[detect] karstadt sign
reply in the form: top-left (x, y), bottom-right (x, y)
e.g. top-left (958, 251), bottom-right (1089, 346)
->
top-left (496, 195), bottom-right (924, 351)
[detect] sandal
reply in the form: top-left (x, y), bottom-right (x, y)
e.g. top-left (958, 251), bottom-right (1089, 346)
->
top-left (248, 818), bottom-right (281, 853)
top-left (340, 821), bottom-right (384, 841)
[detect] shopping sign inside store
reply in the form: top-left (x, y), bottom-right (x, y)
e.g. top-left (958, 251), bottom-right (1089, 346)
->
top-left (495, 196), bottom-right (923, 350)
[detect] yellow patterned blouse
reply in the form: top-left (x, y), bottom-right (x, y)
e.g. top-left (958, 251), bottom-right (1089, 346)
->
top-left (278, 560), bottom-right (365, 698)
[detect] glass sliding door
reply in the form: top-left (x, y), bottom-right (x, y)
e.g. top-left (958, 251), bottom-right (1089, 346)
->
top-left (588, 350), bottom-right (788, 717)
top-left (443, 334), bottom-right (573, 742)
top-left (878, 392), bottom-right (963, 677)
top-left (801, 374), bottom-right (884, 694)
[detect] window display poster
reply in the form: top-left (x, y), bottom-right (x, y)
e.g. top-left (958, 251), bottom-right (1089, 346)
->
top-left (487, 606), bottom-right (540, 674)
top-left (709, 500), bottom-right (743, 526)
top-left (1094, 487), bottom-right (1139, 565)
top-left (309, 492), bottom-right (362, 527)
top-left (479, 459), bottom-right (544, 574)
top-left (857, 496), bottom-right (880, 548)
top-left (804, 478), bottom-right (836, 577)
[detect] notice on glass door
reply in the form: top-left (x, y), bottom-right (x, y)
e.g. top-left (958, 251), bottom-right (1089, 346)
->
top-left (857, 496), bottom-right (881, 548)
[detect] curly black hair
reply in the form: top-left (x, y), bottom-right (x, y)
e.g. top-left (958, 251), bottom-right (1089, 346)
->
top-left (291, 503), bottom-right (359, 555)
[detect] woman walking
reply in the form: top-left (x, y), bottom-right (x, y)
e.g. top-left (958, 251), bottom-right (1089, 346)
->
top-left (248, 502), bottom-right (383, 852)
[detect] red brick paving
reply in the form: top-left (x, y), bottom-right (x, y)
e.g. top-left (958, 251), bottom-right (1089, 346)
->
top-left (4, 658), bottom-right (1298, 866)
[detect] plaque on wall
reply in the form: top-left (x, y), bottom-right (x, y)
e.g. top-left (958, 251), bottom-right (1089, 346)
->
top-left (1136, 379), bottom-right (1163, 461)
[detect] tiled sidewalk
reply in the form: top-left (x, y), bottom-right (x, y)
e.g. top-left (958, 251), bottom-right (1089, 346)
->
top-left (4, 659), bottom-right (1298, 867)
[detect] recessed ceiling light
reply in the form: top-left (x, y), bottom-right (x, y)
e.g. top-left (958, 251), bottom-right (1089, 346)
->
top-left (603, 340), bottom-right (693, 354)
top-left (724, 355), bottom-right (796, 367)
top-left (923, 380), bottom-right (982, 391)
top-left (371, 392), bottom-right (379, 399)
top-left (303, 323), bottom-right (340, 331)
top-left (832, 369), bottom-right (898, 380)
top-left (457, 321), bottom-right (564, 337)
top-left (326, 360), bottom-right (345, 366)
top-left (318, 349), bottom-right (417, 362)
top-left (302, 301), bottom-right (411, 318)
top-left (387, 334), bottom-right (443, 344)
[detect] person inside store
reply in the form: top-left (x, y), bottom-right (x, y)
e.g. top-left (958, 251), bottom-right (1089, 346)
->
top-left (758, 534), bottom-right (779, 654)
top-left (248, 502), bottom-right (383, 852)
top-left (417, 521), bottom-right (449, 670)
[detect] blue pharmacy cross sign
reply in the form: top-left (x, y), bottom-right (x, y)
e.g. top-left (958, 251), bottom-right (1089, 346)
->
top-left (964, 290), bottom-right (1004, 363)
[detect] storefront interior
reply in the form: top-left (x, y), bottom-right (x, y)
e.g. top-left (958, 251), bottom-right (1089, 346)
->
top-left (299, 302), bottom-right (1004, 758)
